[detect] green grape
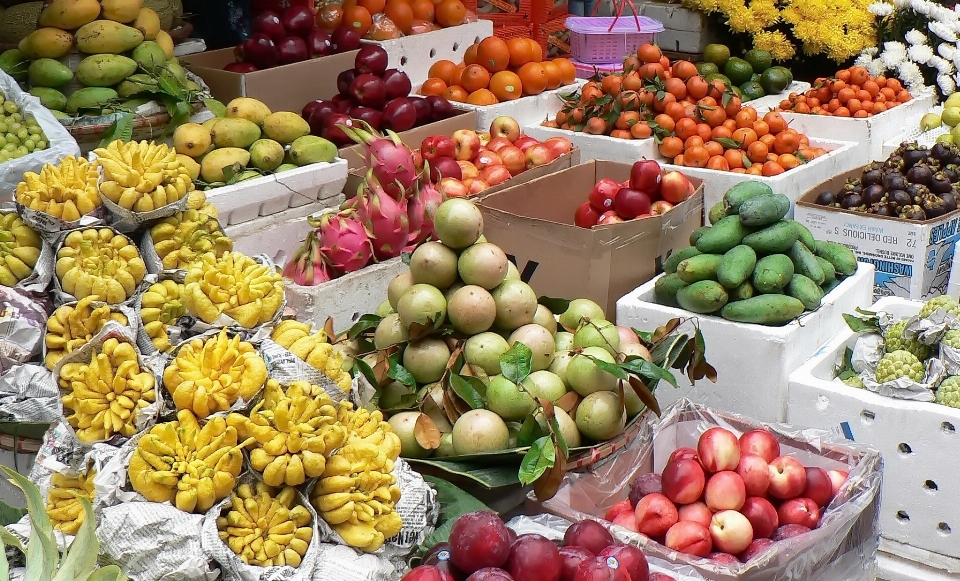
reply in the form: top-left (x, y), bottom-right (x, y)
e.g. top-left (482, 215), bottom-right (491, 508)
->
top-left (15, 146), bottom-right (27, 157)
top-left (3, 102), bottom-right (18, 114)
top-left (5, 135), bottom-right (19, 147)
top-left (22, 139), bottom-right (35, 151)
top-left (8, 122), bottom-right (21, 133)
top-left (0, 96), bottom-right (5, 107)
top-left (16, 127), bottom-right (28, 141)
top-left (26, 124), bottom-right (40, 134)
top-left (0, 137), bottom-right (6, 149)
top-left (10, 113), bottom-right (21, 123)
top-left (0, 122), bottom-right (8, 134)
top-left (35, 140), bottom-right (47, 150)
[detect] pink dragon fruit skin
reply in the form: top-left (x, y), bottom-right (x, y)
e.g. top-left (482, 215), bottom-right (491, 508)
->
top-left (316, 211), bottom-right (374, 274)
top-left (355, 173), bottom-right (410, 261)
top-left (282, 231), bottom-right (334, 286)
top-left (407, 180), bottom-right (444, 247)
top-left (337, 121), bottom-right (418, 200)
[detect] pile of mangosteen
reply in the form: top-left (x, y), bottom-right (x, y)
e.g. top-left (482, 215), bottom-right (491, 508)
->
top-left (814, 142), bottom-right (960, 220)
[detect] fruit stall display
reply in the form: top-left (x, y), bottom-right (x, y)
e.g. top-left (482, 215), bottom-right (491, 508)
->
top-left (775, 66), bottom-right (914, 119)
top-left (693, 44), bottom-right (796, 103)
top-left (572, 160), bottom-right (695, 227)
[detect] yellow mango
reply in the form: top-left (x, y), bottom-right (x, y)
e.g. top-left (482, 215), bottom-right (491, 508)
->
top-left (20, 27), bottom-right (73, 59)
top-left (75, 20), bottom-right (144, 54)
top-left (154, 29), bottom-right (174, 58)
top-left (38, 0), bottom-right (101, 30)
top-left (100, 0), bottom-right (143, 23)
top-left (133, 7), bottom-right (161, 39)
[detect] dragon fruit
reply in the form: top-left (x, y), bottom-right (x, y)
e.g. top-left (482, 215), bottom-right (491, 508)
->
top-left (282, 231), bottom-right (334, 286)
top-left (355, 172), bottom-right (410, 260)
top-left (406, 178), bottom-right (444, 248)
top-left (338, 121), bottom-right (419, 199)
top-left (313, 210), bottom-right (374, 274)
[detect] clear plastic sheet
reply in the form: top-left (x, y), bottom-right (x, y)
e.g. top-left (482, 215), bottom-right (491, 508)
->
top-left (0, 286), bottom-right (48, 373)
top-left (537, 399), bottom-right (882, 581)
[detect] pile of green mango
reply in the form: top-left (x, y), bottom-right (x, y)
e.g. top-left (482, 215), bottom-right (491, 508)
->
top-left (655, 181), bottom-right (860, 326)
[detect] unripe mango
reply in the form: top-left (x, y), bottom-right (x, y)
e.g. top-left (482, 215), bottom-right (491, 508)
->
top-left (20, 27), bottom-right (73, 59)
top-left (201, 148), bottom-right (251, 183)
top-left (133, 7), bottom-right (162, 39)
top-left (249, 139), bottom-right (285, 171)
top-left (116, 74), bottom-right (158, 98)
top-left (38, 0), bottom-right (101, 29)
top-left (288, 135), bottom-right (337, 166)
top-left (210, 117), bottom-right (261, 149)
top-left (225, 97), bottom-right (271, 126)
top-left (29, 87), bottom-right (67, 111)
top-left (132, 41), bottom-right (166, 72)
top-left (75, 20), bottom-right (144, 54)
top-left (155, 30), bottom-right (174, 58)
top-left (66, 87), bottom-right (119, 114)
top-left (0, 49), bottom-right (28, 81)
top-left (262, 111), bottom-right (310, 145)
top-left (101, 0), bottom-right (144, 23)
top-left (27, 58), bottom-right (73, 88)
top-left (76, 54), bottom-right (138, 87)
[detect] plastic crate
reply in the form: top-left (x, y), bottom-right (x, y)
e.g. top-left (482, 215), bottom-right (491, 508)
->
top-left (571, 58), bottom-right (621, 78)
top-left (565, 15), bottom-right (663, 63)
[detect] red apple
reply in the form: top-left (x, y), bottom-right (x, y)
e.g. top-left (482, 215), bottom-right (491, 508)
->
top-left (597, 545), bottom-right (649, 581)
top-left (661, 458), bottom-right (706, 505)
top-left (739, 430), bottom-right (781, 463)
top-left (514, 136), bottom-right (538, 152)
top-left (490, 116), bottom-right (522, 142)
top-left (330, 93), bottom-right (352, 112)
top-left (613, 187), bottom-right (651, 219)
top-left (698, 427), bottom-right (741, 473)
top-left (803, 467), bottom-right (834, 507)
top-left (478, 132), bottom-right (491, 147)
top-left (589, 178), bottom-right (621, 213)
top-left (664, 521), bottom-right (712, 557)
top-left (740, 497), bottom-right (778, 539)
top-left (281, 4), bottom-right (316, 37)
top-left (544, 136), bottom-right (573, 158)
top-left (827, 470), bottom-right (849, 498)
top-left (667, 448), bottom-right (699, 464)
top-left (598, 211), bottom-right (624, 225)
top-left (422, 135), bottom-right (457, 161)
top-left (677, 502), bottom-right (712, 528)
top-left (634, 493), bottom-right (679, 537)
top-left (331, 26), bottom-right (361, 52)
top-left (422, 542), bottom-right (464, 579)
top-left (241, 33), bottom-right (280, 69)
top-left (768, 456), bottom-right (807, 499)
top-left (468, 179), bottom-right (490, 196)
top-left (611, 511), bottom-right (639, 533)
top-left (704, 471), bottom-right (746, 512)
top-left (559, 546), bottom-right (593, 581)
top-left (660, 171), bottom-right (691, 204)
top-left (739, 538), bottom-right (774, 563)
top-left (604, 499), bottom-right (634, 523)
top-left (563, 520), bottom-right (615, 556)
top-left (383, 68), bottom-right (412, 100)
top-left (412, 97), bottom-right (432, 125)
top-left (736, 455), bottom-right (771, 497)
top-left (706, 552), bottom-right (740, 566)
top-left (777, 497), bottom-right (820, 529)
top-left (322, 113), bottom-right (357, 146)
top-left (382, 97), bottom-right (417, 132)
top-left (336, 68), bottom-right (357, 96)
top-left (350, 73), bottom-right (387, 108)
top-left (498, 146), bottom-right (526, 176)
top-left (574, 202), bottom-right (601, 229)
top-left (430, 157), bottom-right (462, 182)
top-left (253, 11), bottom-right (286, 41)
top-left (629, 159), bottom-right (663, 194)
top-left (525, 144), bottom-right (556, 169)
top-left (486, 137), bottom-right (513, 153)
top-left (354, 44), bottom-right (389, 75)
top-left (458, 161), bottom-right (479, 180)
top-left (453, 130), bottom-right (482, 161)
top-left (440, 177), bottom-right (469, 198)
top-left (480, 165), bottom-right (512, 187)
top-left (771, 524), bottom-right (812, 541)
top-left (349, 106), bottom-right (383, 131)
top-left (649, 200), bottom-right (673, 216)
top-left (475, 150), bottom-right (503, 171)
top-left (306, 28), bottom-right (333, 58)
top-left (709, 510), bottom-right (753, 555)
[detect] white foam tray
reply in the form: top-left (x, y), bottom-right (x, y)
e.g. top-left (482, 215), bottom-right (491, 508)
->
top-left (615, 263), bottom-right (875, 423)
top-left (223, 196), bottom-right (345, 263)
top-left (206, 157), bottom-right (348, 226)
top-left (366, 21), bottom-right (493, 87)
top-left (787, 296), bottom-right (960, 572)
top-left (881, 104), bottom-right (945, 159)
top-left (523, 123), bottom-right (660, 164)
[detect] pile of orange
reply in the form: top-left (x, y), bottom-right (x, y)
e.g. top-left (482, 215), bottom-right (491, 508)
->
top-left (775, 66), bottom-right (913, 117)
top-left (544, 43), bottom-right (828, 176)
top-left (315, 0), bottom-right (468, 40)
top-left (419, 36), bottom-right (577, 105)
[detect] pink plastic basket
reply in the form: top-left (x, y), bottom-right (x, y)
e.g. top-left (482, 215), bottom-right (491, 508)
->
top-left (565, 15), bottom-right (664, 64)
top-left (572, 59), bottom-right (623, 79)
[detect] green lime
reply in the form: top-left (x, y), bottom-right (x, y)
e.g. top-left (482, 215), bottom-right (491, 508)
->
top-left (704, 44), bottom-right (731, 68)
top-left (760, 67), bottom-right (791, 94)
top-left (723, 58), bottom-right (755, 86)
top-left (751, 73), bottom-right (760, 83)
top-left (696, 62), bottom-right (719, 77)
top-left (744, 49), bottom-right (772, 74)
top-left (705, 73), bottom-right (732, 88)
top-left (739, 81), bottom-right (766, 101)
top-left (769, 66), bottom-right (793, 85)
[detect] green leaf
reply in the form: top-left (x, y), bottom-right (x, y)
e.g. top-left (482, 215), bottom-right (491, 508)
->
top-left (462, 375), bottom-right (487, 399)
top-left (97, 113), bottom-right (135, 148)
top-left (519, 436), bottom-right (556, 485)
top-left (354, 358), bottom-right (378, 388)
top-left (0, 535), bottom-right (7, 581)
top-left (517, 414), bottom-right (543, 447)
top-left (538, 296), bottom-right (571, 317)
top-left (387, 352), bottom-right (417, 387)
top-left (158, 73), bottom-right (184, 100)
top-left (86, 565), bottom-right (127, 581)
top-left (203, 98), bottom-right (227, 118)
top-left (500, 343), bottom-right (533, 385)
top-left (843, 310), bottom-right (881, 333)
top-left (0, 526), bottom-right (23, 551)
top-left (635, 329), bottom-right (654, 343)
top-left (347, 314), bottom-right (382, 340)
top-left (548, 416), bottom-right (569, 460)
top-left (165, 100), bottom-right (192, 136)
top-left (587, 356), bottom-right (629, 380)
top-left (621, 357), bottom-right (678, 388)
top-left (449, 375), bottom-right (485, 410)
top-left (52, 497), bottom-right (99, 581)
top-left (0, 501), bottom-right (25, 526)
top-left (716, 137), bottom-right (742, 150)
top-left (420, 476), bottom-right (493, 552)
top-left (401, 252), bottom-right (412, 266)
top-left (650, 332), bottom-right (689, 370)
top-left (221, 162), bottom-right (241, 183)
top-left (3, 467), bottom-right (57, 581)
top-left (407, 459), bottom-right (520, 488)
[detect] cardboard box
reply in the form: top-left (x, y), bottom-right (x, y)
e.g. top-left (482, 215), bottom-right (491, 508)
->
top-left (477, 160), bottom-right (703, 316)
top-left (182, 49), bottom-right (358, 113)
top-left (794, 169), bottom-right (960, 300)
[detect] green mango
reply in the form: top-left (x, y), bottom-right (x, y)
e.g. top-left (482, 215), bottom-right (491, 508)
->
top-left (75, 54), bottom-right (138, 87)
top-left (65, 87), bottom-right (119, 114)
top-left (27, 58), bottom-right (73, 88)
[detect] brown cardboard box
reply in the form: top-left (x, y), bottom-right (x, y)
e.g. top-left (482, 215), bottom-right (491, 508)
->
top-left (182, 49), bottom-right (358, 113)
top-left (477, 160), bottom-right (703, 315)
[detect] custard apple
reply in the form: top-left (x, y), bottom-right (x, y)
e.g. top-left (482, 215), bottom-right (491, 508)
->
top-left (840, 375), bottom-right (864, 388)
top-left (943, 329), bottom-right (960, 349)
top-left (919, 295), bottom-right (958, 318)
top-left (885, 320), bottom-right (931, 359)
top-left (875, 350), bottom-right (925, 383)
top-left (935, 375), bottom-right (960, 408)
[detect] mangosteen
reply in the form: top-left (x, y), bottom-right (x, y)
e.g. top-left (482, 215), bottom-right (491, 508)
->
top-left (921, 193), bottom-right (947, 218)
top-left (816, 191), bottom-right (837, 205)
top-left (930, 172), bottom-right (953, 194)
top-left (899, 205), bottom-right (927, 220)
top-left (885, 155), bottom-right (905, 172)
top-left (902, 145), bottom-right (929, 170)
top-left (862, 184), bottom-right (886, 205)
top-left (841, 194), bottom-right (863, 209)
top-left (862, 167), bottom-right (884, 187)
top-left (889, 189), bottom-right (912, 208)
top-left (942, 191), bottom-right (958, 213)
top-left (884, 172), bottom-right (908, 191)
top-left (907, 164), bottom-right (934, 185)
top-left (905, 182), bottom-right (925, 201)
top-left (943, 165), bottom-right (960, 182)
top-left (931, 141), bottom-right (953, 162)
top-left (873, 204), bottom-right (894, 216)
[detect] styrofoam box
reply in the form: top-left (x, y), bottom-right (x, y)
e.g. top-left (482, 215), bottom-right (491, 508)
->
top-left (629, 2), bottom-right (715, 53)
top-left (206, 158), bottom-right (348, 226)
top-left (949, 250), bottom-right (960, 299)
top-left (661, 137), bottom-right (860, 218)
top-left (615, 263), bottom-right (875, 423)
top-left (284, 258), bottom-right (408, 332)
top-left (787, 296), bottom-right (960, 577)
top-left (744, 81), bottom-right (812, 111)
top-left (523, 123), bottom-right (659, 163)
top-left (777, 88), bottom-right (936, 166)
top-left (881, 104), bottom-right (945, 159)
top-left (224, 197), bottom-right (346, 262)
top-left (878, 548), bottom-right (960, 581)
top-left (365, 21), bottom-right (493, 86)
top-left (450, 80), bottom-right (585, 132)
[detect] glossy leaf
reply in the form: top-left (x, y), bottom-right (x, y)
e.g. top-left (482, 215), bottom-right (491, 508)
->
top-left (500, 342), bottom-right (533, 385)
top-left (519, 436), bottom-right (556, 485)
top-left (387, 352), bottom-right (417, 387)
top-left (448, 375), bottom-right (485, 410)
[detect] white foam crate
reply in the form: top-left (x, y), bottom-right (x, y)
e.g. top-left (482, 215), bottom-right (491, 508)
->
top-left (878, 544), bottom-right (960, 580)
top-left (616, 263), bottom-right (875, 423)
top-left (450, 80), bottom-right (585, 132)
top-left (780, 88), bottom-right (936, 166)
top-left (284, 258), bottom-right (408, 333)
top-left (786, 295), bottom-right (960, 575)
top-left (743, 81), bottom-right (812, 111)
top-left (223, 196), bottom-right (346, 262)
top-left (206, 158), bottom-right (348, 226)
top-left (949, 252), bottom-right (960, 299)
top-left (364, 21), bottom-right (492, 87)
top-left (881, 104), bottom-right (946, 159)
top-left (523, 123), bottom-right (659, 163)
top-left (661, 137), bottom-right (860, 219)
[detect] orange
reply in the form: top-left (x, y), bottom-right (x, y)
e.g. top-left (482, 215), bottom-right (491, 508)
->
top-left (460, 64), bottom-right (491, 93)
top-left (761, 161), bottom-right (785, 176)
top-left (637, 43), bottom-right (662, 64)
top-left (526, 38), bottom-right (543, 63)
top-left (477, 36), bottom-right (510, 73)
top-left (428, 60), bottom-right (457, 85)
top-left (449, 64), bottom-right (466, 87)
top-left (316, 5), bottom-right (344, 30)
top-left (464, 43), bottom-right (480, 66)
top-left (659, 136), bottom-right (683, 158)
top-left (343, 5), bottom-right (373, 36)
top-left (553, 58), bottom-right (576, 86)
top-left (507, 38), bottom-right (535, 68)
top-left (443, 85), bottom-right (469, 102)
top-left (420, 78), bottom-right (448, 96)
top-left (467, 88), bottom-right (498, 105)
top-left (542, 61), bottom-right (562, 90)
top-left (517, 62), bottom-right (548, 95)
top-left (384, 0), bottom-right (414, 32)
top-left (435, 0), bottom-right (466, 27)
top-left (358, 0), bottom-right (386, 15)
top-left (490, 70), bottom-right (523, 101)
top-left (411, 0), bottom-right (435, 21)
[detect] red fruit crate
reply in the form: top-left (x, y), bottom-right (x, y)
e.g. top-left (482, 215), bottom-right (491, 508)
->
top-left (464, 0), bottom-right (551, 28)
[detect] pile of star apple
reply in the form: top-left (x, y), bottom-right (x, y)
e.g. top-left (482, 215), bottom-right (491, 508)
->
top-left (418, 116), bottom-right (574, 197)
top-left (574, 160), bottom-right (694, 228)
top-left (601, 427), bottom-right (850, 564)
top-left (402, 510), bottom-right (677, 581)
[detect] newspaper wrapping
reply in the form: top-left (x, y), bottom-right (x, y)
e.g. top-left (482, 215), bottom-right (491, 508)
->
top-left (0, 287), bottom-right (49, 374)
top-left (139, 212), bottom-right (230, 276)
top-left (0, 364), bottom-right (60, 423)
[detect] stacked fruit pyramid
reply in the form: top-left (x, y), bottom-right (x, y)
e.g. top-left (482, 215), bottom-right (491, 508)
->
top-left (3, 137), bottom-right (408, 563)
top-left (1, 0), bottom-right (196, 118)
top-left (655, 181), bottom-right (859, 325)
